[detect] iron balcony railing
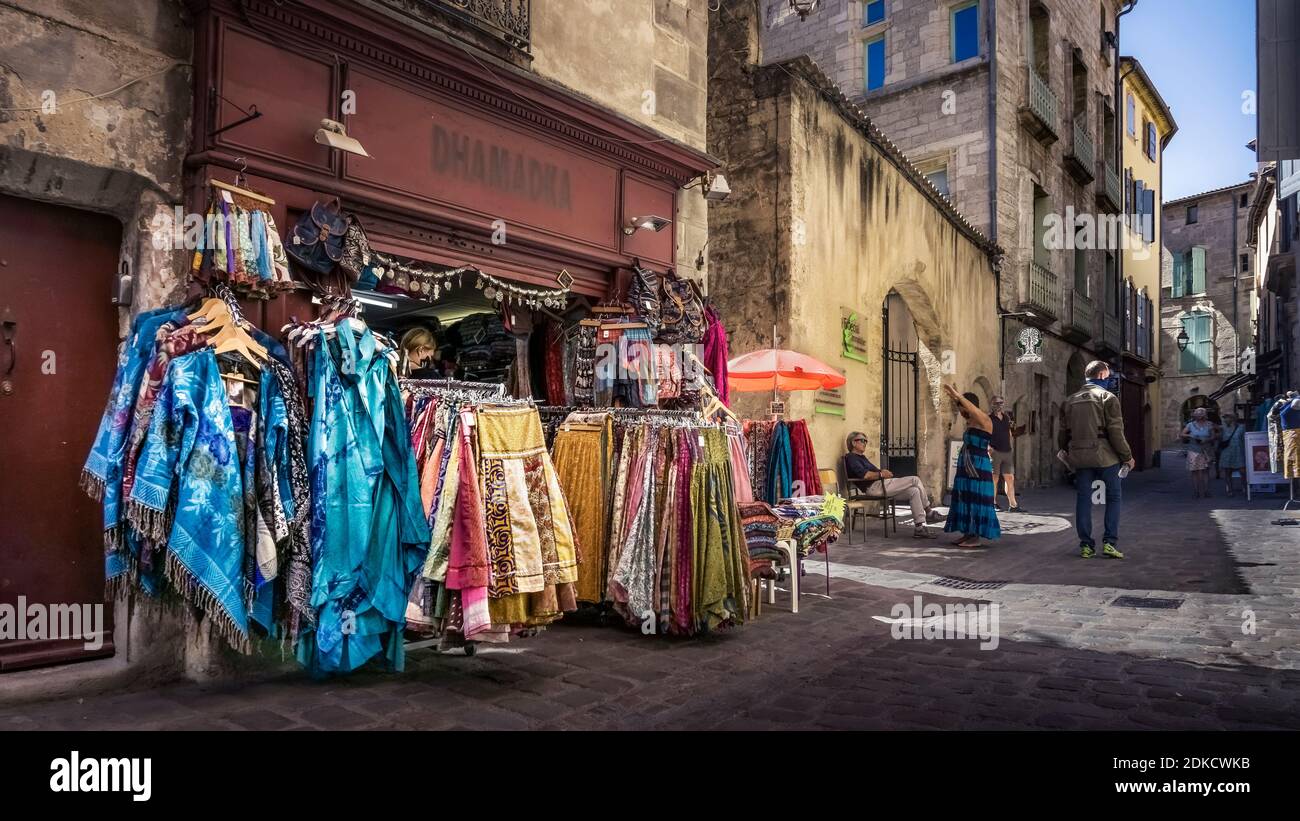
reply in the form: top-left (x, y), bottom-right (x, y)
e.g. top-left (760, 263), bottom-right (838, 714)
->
top-left (420, 0), bottom-right (531, 50)
top-left (1026, 260), bottom-right (1061, 320)
top-left (1027, 68), bottom-right (1059, 139)
top-left (1066, 289), bottom-right (1094, 339)
top-left (1072, 120), bottom-right (1095, 171)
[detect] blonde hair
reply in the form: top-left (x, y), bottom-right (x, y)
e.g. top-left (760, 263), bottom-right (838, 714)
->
top-left (400, 327), bottom-right (437, 374)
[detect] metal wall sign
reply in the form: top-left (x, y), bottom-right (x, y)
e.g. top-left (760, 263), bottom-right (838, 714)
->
top-left (1015, 326), bottom-right (1044, 364)
top-left (841, 307), bottom-right (868, 363)
top-left (815, 367), bottom-right (847, 416)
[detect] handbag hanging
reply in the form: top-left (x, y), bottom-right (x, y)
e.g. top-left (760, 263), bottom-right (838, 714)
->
top-left (655, 270), bottom-right (706, 345)
top-left (286, 197), bottom-right (351, 275)
top-left (338, 217), bottom-right (371, 284)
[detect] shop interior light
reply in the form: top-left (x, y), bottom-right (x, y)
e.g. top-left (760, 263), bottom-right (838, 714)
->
top-left (623, 215), bottom-right (672, 235)
top-left (350, 292), bottom-right (395, 310)
top-left (314, 118), bottom-right (370, 157)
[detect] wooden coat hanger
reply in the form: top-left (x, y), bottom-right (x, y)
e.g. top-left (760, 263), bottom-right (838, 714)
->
top-left (210, 158), bottom-right (276, 207)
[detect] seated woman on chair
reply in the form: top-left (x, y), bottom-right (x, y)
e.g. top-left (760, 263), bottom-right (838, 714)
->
top-left (843, 431), bottom-right (943, 539)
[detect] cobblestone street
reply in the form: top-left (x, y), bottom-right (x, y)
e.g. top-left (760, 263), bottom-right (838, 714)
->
top-left (3, 456), bottom-right (1298, 731)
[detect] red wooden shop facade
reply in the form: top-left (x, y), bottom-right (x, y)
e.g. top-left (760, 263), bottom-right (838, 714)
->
top-left (185, 0), bottom-right (715, 329)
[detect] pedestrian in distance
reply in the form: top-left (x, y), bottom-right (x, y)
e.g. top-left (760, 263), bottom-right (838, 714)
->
top-left (941, 384), bottom-right (1000, 549)
top-left (1059, 361), bottom-right (1134, 559)
top-left (1180, 407), bottom-right (1219, 499)
top-left (1217, 412), bottom-right (1246, 497)
top-left (988, 395), bottom-right (1027, 512)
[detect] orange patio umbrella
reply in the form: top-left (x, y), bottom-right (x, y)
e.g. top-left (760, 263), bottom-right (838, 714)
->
top-left (727, 348), bottom-right (847, 393)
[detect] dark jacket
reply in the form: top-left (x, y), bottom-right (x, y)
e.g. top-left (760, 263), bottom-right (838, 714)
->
top-left (1058, 384), bottom-right (1132, 469)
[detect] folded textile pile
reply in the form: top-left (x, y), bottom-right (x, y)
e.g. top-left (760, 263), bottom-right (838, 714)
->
top-left (773, 494), bottom-right (844, 556)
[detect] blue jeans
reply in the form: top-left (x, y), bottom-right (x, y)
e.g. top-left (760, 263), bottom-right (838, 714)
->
top-left (1073, 464), bottom-right (1122, 547)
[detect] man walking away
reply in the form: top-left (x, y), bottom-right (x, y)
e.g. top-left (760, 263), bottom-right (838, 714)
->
top-left (989, 396), bottom-right (1026, 512)
top-left (1059, 361), bottom-right (1135, 559)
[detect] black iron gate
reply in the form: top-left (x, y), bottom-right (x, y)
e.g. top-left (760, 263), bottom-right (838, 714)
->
top-left (882, 303), bottom-right (919, 478)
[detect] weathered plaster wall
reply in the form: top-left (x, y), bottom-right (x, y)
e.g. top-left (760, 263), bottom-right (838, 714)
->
top-left (708, 2), bottom-right (1000, 500)
top-left (0, 0), bottom-right (211, 704)
top-left (0, 0), bottom-right (193, 318)
top-left (531, 0), bottom-right (709, 280)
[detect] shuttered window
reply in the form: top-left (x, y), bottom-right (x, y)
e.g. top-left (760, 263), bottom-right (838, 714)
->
top-left (1191, 245), bottom-right (1206, 293)
top-left (1179, 313), bottom-right (1212, 373)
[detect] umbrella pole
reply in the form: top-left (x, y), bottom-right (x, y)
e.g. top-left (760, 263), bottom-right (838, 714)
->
top-left (771, 324), bottom-right (778, 415)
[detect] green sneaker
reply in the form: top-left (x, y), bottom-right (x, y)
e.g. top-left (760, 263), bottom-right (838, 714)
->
top-left (1080, 543), bottom-right (1096, 559)
top-left (1102, 543), bottom-right (1124, 559)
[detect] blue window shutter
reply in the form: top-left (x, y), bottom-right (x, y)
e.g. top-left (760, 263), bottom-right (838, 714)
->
top-left (1143, 188), bottom-right (1155, 242)
top-left (1191, 246), bottom-right (1206, 293)
top-left (866, 37), bottom-right (885, 90)
top-left (865, 0), bottom-right (885, 26)
top-left (952, 3), bottom-right (978, 62)
top-left (1194, 315), bottom-right (1212, 370)
top-left (1280, 159), bottom-right (1300, 200)
top-left (1172, 253), bottom-right (1185, 297)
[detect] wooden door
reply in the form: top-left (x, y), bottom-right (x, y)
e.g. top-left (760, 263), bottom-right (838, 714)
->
top-left (0, 195), bottom-right (122, 671)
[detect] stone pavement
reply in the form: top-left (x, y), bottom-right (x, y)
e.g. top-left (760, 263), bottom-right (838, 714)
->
top-left (2, 455), bottom-right (1299, 730)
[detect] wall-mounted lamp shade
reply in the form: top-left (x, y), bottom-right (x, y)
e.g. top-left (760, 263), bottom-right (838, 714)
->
top-left (1176, 328), bottom-right (1190, 352)
top-left (623, 215), bottom-right (672, 235)
top-left (315, 118), bottom-right (370, 157)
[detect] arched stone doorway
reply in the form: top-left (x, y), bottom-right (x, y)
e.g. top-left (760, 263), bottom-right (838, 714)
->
top-left (1180, 395), bottom-right (1220, 426)
top-left (1065, 351), bottom-right (1086, 396)
top-left (882, 291), bottom-right (920, 477)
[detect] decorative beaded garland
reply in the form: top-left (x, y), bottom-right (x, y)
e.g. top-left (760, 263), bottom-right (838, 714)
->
top-left (369, 252), bottom-right (572, 310)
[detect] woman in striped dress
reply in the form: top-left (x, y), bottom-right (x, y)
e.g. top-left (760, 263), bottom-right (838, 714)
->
top-left (941, 384), bottom-right (1000, 548)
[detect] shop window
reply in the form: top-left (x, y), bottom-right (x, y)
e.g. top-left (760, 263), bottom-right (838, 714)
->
top-left (951, 1), bottom-right (979, 62)
top-left (864, 0), bottom-right (885, 26)
top-left (865, 35), bottom-right (886, 90)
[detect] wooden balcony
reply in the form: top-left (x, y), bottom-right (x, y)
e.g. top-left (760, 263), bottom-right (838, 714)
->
top-left (1065, 120), bottom-right (1096, 184)
top-left (1019, 68), bottom-right (1059, 145)
top-left (1062, 289), bottom-right (1094, 343)
top-left (1096, 162), bottom-right (1121, 213)
top-left (1095, 311), bottom-right (1122, 354)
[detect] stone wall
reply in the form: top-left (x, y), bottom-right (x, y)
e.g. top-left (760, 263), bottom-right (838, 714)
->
top-left (709, 0), bottom-right (1001, 501)
top-left (1160, 184), bottom-right (1256, 442)
top-left (531, 0), bottom-right (709, 280)
top-left (0, 0), bottom-right (210, 704)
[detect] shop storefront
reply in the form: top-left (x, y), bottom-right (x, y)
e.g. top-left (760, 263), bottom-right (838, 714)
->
top-left (187, 0), bottom-right (715, 334)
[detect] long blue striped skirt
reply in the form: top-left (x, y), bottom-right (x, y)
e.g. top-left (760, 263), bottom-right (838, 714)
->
top-left (944, 428), bottom-right (1001, 540)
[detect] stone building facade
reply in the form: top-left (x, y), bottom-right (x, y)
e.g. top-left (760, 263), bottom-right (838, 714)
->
top-left (1159, 181), bottom-right (1256, 442)
top-left (708, 0), bottom-right (1002, 501)
top-left (0, 0), bottom-right (712, 699)
top-left (759, 0), bottom-right (1140, 488)
top-left (1248, 161), bottom-right (1299, 404)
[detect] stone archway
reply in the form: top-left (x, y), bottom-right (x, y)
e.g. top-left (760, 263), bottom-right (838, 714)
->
top-left (1065, 350), bottom-right (1086, 397)
top-left (880, 281), bottom-right (949, 497)
top-left (1180, 395), bottom-right (1221, 426)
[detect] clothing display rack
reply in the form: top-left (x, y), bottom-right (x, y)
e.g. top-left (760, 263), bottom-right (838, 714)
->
top-left (400, 377), bottom-right (506, 397)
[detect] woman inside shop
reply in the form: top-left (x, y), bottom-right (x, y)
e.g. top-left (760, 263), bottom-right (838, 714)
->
top-left (941, 384), bottom-right (1000, 549)
top-left (399, 325), bottom-right (443, 378)
top-left (1179, 407), bottom-right (1219, 499)
top-left (1218, 412), bottom-right (1246, 497)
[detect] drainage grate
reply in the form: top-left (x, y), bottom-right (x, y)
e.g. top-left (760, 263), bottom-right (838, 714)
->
top-left (1111, 595), bottom-right (1184, 610)
top-left (1234, 561), bottom-right (1276, 568)
top-left (931, 576), bottom-right (1008, 591)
